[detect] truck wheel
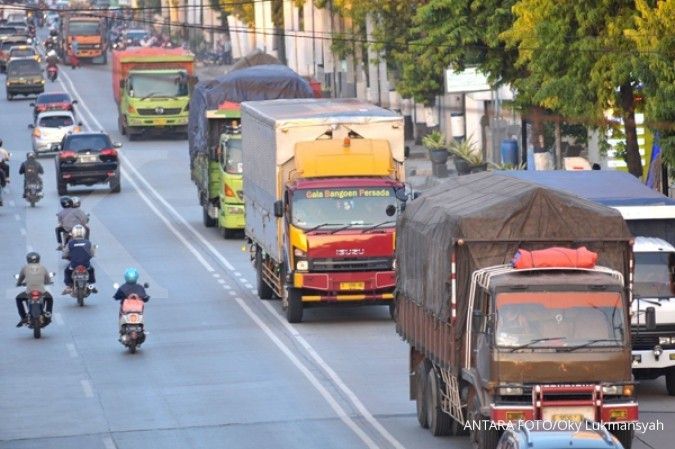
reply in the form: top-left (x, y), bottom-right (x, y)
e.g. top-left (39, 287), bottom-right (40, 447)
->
top-left (426, 368), bottom-right (452, 436)
top-left (666, 368), bottom-right (675, 396)
top-left (388, 301), bottom-right (395, 320)
top-left (202, 204), bottom-right (216, 228)
top-left (286, 287), bottom-right (303, 323)
top-left (57, 179), bottom-right (67, 195)
top-left (611, 428), bottom-right (633, 449)
top-left (110, 175), bottom-right (121, 193)
top-left (468, 396), bottom-right (498, 449)
top-left (255, 250), bottom-right (274, 300)
top-left (415, 360), bottom-right (430, 429)
top-left (118, 114), bottom-right (126, 135)
top-left (221, 227), bottom-right (237, 239)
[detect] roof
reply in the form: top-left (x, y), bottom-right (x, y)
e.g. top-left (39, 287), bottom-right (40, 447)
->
top-left (501, 170), bottom-right (675, 206)
top-left (633, 236), bottom-right (675, 253)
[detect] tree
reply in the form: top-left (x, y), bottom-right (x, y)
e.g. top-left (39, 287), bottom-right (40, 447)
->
top-left (626, 0), bottom-right (675, 166)
top-left (502, 0), bottom-right (645, 177)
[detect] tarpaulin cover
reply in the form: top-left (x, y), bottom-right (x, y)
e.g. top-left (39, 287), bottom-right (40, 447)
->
top-left (396, 172), bottom-right (632, 330)
top-left (230, 48), bottom-right (282, 71)
top-left (512, 247), bottom-right (598, 269)
top-left (188, 64), bottom-right (313, 160)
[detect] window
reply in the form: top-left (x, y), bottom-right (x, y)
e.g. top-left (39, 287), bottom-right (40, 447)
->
top-left (40, 115), bottom-right (74, 128)
top-left (64, 135), bottom-right (111, 151)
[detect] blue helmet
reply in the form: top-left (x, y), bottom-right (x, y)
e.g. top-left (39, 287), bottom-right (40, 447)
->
top-left (124, 268), bottom-right (139, 284)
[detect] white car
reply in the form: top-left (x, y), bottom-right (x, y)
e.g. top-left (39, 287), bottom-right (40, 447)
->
top-left (30, 111), bottom-right (81, 154)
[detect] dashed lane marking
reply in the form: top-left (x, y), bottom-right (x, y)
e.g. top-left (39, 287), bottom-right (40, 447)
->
top-left (80, 379), bottom-right (94, 398)
top-left (66, 343), bottom-right (78, 358)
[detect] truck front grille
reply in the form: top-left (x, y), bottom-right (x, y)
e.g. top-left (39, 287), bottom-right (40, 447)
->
top-left (632, 325), bottom-right (675, 349)
top-left (137, 108), bottom-right (182, 116)
top-left (311, 258), bottom-right (392, 272)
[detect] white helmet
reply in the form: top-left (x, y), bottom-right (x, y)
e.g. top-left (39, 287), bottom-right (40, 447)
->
top-left (72, 224), bottom-right (86, 239)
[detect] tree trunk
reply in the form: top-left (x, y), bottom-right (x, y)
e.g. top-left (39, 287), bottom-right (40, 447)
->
top-left (619, 83), bottom-right (643, 178)
top-left (531, 106), bottom-right (546, 152)
top-left (554, 118), bottom-right (562, 169)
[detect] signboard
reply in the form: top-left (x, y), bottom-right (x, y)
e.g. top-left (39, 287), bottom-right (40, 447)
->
top-left (445, 67), bottom-right (492, 94)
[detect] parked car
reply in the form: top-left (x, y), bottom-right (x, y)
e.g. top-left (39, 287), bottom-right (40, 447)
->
top-left (31, 92), bottom-right (77, 121)
top-left (55, 132), bottom-right (122, 194)
top-left (5, 57), bottom-right (44, 100)
top-left (30, 111), bottom-right (81, 154)
top-left (496, 421), bottom-right (625, 449)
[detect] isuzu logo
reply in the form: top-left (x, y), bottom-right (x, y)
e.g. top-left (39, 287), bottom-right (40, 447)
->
top-left (336, 248), bottom-right (365, 257)
top-left (155, 107), bottom-right (164, 114)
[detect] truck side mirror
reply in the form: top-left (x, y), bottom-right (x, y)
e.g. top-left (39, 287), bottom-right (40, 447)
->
top-left (273, 200), bottom-right (284, 218)
top-left (28, 124), bottom-right (34, 129)
top-left (645, 306), bottom-right (656, 331)
top-left (119, 79), bottom-right (125, 88)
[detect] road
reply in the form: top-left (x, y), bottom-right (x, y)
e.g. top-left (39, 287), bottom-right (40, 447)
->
top-left (0, 53), bottom-right (673, 449)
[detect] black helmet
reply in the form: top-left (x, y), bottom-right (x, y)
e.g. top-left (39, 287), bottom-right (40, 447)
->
top-left (26, 252), bottom-right (40, 263)
top-left (27, 152), bottom-right (36, 160)
top-left (60, 196), bottom-right (73, 208)
top-left (49, 29), bottom-right (58, 36)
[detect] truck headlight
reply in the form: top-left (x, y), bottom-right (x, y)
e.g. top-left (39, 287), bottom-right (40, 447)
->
top-left (602, 385), bottom-right (622, 395)
top-left (498, 387), bottom-right (523, 396)
top-left (224, 206), bottom-right (243, 215)
top-left (659, 337), bottom-right (673, 345)
top-left (296, 260), bottom-right (309, 271)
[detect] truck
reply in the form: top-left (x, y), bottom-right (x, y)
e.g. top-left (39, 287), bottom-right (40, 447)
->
top-left (188, 64), bottom-right (313, 237)
top-left (395, 172), bottom-right (638, 449)
top-left (60, 14), bottom-right (106, 64)
top-left (243, 98), bottom-right (406, 323)
top-left (112, 47), bottom-right (195, 140)
top-left (503, 170), bottom-right (675, 395)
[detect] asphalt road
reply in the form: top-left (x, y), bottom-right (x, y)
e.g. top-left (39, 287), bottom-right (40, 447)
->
top-left (0, 51), bottom-right (673, 449)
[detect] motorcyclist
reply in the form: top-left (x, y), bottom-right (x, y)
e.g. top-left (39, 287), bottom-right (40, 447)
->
top-left (0, 163), bottom-right (6, 207)
top-left (15, 252), bottom-right (54, 327)
top-left (0, 138), bottom-right (10, 182)
top-left (45, 49), bottom-right (59, 67)
top-left (62, 224), bottom-right (97, 294)
top-left (55, 196), bottom-right (89, 249)
top-left (113, 268), bottom-right (149, 304)
top-left (19, 152), bottom-right (44, 197)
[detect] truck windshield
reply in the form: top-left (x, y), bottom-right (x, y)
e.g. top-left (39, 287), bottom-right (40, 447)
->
top-left (292, 187), bottom-right (397, 230)
top-left (129, 73), bottom-right (187, 98)
top-left (634, 252), bottom-right (675, 298)
top-left (69, 22), bottom-right (101, 35)
top-left (495, 291), bottom-right (625, 349)
top-left (222, 138), bottom-right (242, 174)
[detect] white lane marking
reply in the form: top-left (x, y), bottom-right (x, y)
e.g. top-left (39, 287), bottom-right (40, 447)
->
top-left (244, 283), bottom-right (253, 289)
top-left (20, 228), bottom-right (26, 236)
top-left (80, 379), bottom-right (94, 398)
top-left (66, 343), bottom-right (78, 358)
top-left (26, 245), bottom-right (34, 252)
top-left (234, 272), bottom-right (243, 277)
top-left (228, 290), bottom-right (236, 296)
top-left (14, 213), bottom-right (20, 221)
top-left (61, 68), bottom-right (393, 449)
top-left (217, 279), bottom-right (226, 284)
top-left (212, 273), bottom-right (221, 278)
top-left (102, 436), bottom-right (117, 449)
top-left (250, 289), bottom-right (257, 294)
top-left (222, 285), bottom-right (232, 290)
top-left (53, 312), bottom-right (64, 326)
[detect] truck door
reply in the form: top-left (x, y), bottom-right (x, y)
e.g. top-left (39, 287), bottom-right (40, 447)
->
top-left (472, 286), bottom-right (492, 381)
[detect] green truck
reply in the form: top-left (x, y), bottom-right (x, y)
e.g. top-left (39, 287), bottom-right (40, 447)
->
top-left (112, 47), bottom-right (196, 140)
top-left (188, 64), bottom-right (314, 237)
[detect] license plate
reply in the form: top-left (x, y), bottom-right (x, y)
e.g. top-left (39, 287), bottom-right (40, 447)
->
top-left (155, 118), bottom-right (167, 126)
top-left (79, 155), bottom-right (97, 163)
top-left (552, 414), bottom-right (584, 422)
top-left (340, 282), bottom-right (364, 291)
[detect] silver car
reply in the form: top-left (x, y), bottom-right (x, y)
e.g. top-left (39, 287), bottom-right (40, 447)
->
top-left (30, 111), bottom-right (81, 154)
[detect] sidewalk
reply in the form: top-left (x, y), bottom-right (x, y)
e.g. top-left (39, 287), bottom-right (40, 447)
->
top-left (405, 142), bottom-right (457, 191)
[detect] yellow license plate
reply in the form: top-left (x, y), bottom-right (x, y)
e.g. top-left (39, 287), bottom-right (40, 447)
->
top-left (340, 282), bottom-right (364, 291)
top-left (155, 118), bottom-right (167, 126)
top-left (552, 414), bottom-right (583, 422)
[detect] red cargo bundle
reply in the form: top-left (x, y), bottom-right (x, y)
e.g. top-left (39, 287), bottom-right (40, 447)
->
top-left (512, 246), bottom-right (598, 269)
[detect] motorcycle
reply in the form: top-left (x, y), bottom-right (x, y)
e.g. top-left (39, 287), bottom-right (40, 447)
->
top-left (70, 265), bottom-right (95, 306)
top-left (116, 283), bottom-right (150, 353)
top-left (47, 64), bottom-right (58, 82)
top-left (15, 273), bottom-right (55, 339)
top-left (24, 180), bottom-right (43, 207)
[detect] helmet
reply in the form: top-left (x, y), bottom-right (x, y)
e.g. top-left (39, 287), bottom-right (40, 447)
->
top-left (124, 268), bottom-right (139, 284)
top-left (0, 139), bottom-right (3, 146)
top-left (27, 152), bottom-right (35, 160)
top-left (60, 196), bottom-right (73, 208)
top-left (71, 196), bottom-right (80, 208)
top-left (26, 252), bottom-right (40, 263)
top-left (50, 29), bottom-right (58, 36)
top-left (72, 224), bottom-right (86, 239)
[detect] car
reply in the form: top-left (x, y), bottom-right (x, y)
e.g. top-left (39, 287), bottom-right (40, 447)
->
top-left (0, 35), bottom-right (29, 72)
top-left (121, 28), bottom-right (149, 47)
top-left (55, 132), bottom-right (122, 194)
top-left (496, 421), bottom-right (625, 449)
top-left (5, 57), bottom-right (44, 100)
top-left (30, 111), bottom-right (81, 154)
top-left (31, 92), bottom-right (77, 121)
top-left (8, 44), bottom-right (40, 63)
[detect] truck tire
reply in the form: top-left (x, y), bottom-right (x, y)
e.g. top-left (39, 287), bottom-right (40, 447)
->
top-left (286, 287), bottom-right (303, 323)
top-left (57, 179), bottom-right (67, 195)
top-left (469, 396), bottom-right (498, 449)
top-left (202, 204), bottom-right (216, 228)
top-left (255, 250), bottom-right (274, 300)
top-left (611, 428), bottom-right (633, 449)
top-left (221, 227), bottom-right (237, 239)
top-left (426, 369), bottom-right (452, 436)
top-left (118, 114), bottom-right (126, 135)
top-left (415, 360), bottom-right (430, 429)
top-left (110, 174), bottom-right (121, 193)
top-left (666, 368), bottom-right (675, 396)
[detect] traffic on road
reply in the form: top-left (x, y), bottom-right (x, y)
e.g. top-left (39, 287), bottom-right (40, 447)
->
top-left (1, 3), bottom-right (674, 449)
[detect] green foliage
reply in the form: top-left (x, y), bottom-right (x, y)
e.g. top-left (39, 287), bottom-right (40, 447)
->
top-left (449, 138), bottom-right (484, 165)
top-left (422, 130), bottom-right (447, 151)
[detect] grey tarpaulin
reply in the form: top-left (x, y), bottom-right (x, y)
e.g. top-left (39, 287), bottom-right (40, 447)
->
top-left (396, 172), bottom-right (632, 336)
top-left (188, 64), bottom-right (313, 161)
top-left (230, 48), bottom-right (282, 71)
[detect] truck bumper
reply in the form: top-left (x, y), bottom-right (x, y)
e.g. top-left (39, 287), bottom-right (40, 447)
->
top-left (127, 115), bottom-right (188, 129)
top-left (292, 270), bottom-right (395, 303)
top-left (218, 203), bottom-right (245, 230)
top-left (632, 348), bottom-right (675, 370)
